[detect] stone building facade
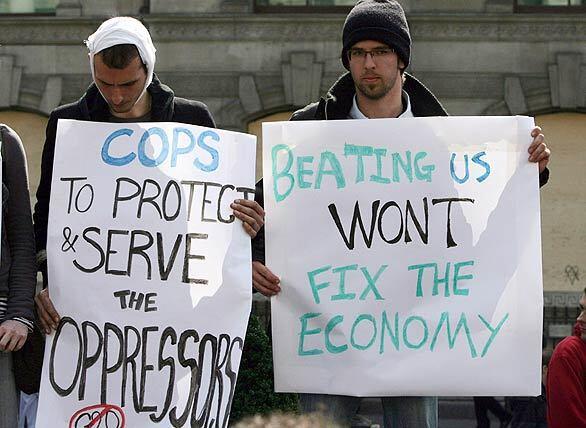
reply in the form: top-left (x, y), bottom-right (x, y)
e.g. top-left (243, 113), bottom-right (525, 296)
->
top-left (0, 0), bottom-right (584, 345)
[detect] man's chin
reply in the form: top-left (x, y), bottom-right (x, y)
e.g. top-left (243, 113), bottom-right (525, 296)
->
top-left (357, 85), bottom-right (388, 101)
top-left (110, 106), bottom-right (132, 114)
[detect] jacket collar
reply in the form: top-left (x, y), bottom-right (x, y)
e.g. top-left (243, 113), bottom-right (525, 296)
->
top-left (320, 72), bottom-right (448, 119)
top-left (78, 74), bottom-right (175, 122)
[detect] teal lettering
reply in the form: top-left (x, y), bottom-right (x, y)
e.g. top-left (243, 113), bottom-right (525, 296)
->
top-left (307, 265), bottom-right (331, 304)
top-left (403, 316), bottom-right (428, 349)
top-left (296, 156), bottom-right (314, 189)
top-left (408, 263), bottom-right (436, 298)
top-left (331, 265), bottom-right (357, 301)
top-left (315, 151), bottom-right (346, 189)
top-left (271, 144), bottom-right (294, 203)
top-left (344, 143), bottom-right (374, 183)
top-left (478, 313), bottom-right (509, 357)
top-left (453, 260), bottom-right (474, 296)
top-left (430, 312), bottom-right (478, 358)
top-left (350, 314), bottom-right (377, 351)
top-left (434, 262), bottom-right (451, 297)
top-left (380, 311), bottom-right (400, 353)
top-left (414, 151), bottom-right (435, 182)
top-left (298, 313), bottom-right (323, 356)
top-left (370, 148), bottom-right (391, 184)
top-left (359, 265), bottom-right (387, 301)
top-left (392, 151), bottom-right (413, 183)
top-left (325, 315), bottom-right (347, 354)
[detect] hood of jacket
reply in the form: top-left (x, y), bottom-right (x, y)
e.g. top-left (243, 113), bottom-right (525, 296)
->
top-left (75, 74), bottom-right (176, 122)
top-left (315, 71), bottom-right (448, 120)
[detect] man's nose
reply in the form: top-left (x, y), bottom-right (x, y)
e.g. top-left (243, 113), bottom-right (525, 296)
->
top-left (577, 310), bottom-right (585, 322)
top-left (111, 88), bottom-right (124, 105)
top-left (364, 52), bottom-right (376, 68)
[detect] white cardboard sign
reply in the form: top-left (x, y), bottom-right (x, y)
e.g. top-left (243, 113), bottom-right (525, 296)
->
top-left (37, 119), bottom-right (255, 427)
top-left (264, 116), bottom-right (543, 396)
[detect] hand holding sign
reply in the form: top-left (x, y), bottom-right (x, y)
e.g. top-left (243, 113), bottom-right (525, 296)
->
top-left (231, 198), bottom-right (265, 238)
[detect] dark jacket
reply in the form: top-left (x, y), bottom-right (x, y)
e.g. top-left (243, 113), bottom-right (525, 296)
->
top-left (0, 125), bottom-right (36, 321)
top-left (252, 71), bottom-right (549, 264)
top-left (291, 72), bottom-right (447, 121)
top-left (33, 75), bottom-right (215, 260)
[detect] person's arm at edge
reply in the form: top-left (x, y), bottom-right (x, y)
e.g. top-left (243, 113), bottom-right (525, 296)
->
top-left (0, 126), bottom-right (36, 351)
top-left (547, 348), bottom-right (586, 427)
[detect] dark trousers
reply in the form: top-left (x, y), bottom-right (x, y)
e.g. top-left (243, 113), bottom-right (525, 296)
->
top-left (473, 397), bottom-right (509, 428)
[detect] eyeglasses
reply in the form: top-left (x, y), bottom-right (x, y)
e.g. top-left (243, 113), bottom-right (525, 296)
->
top-left (347, 47), bottom-right (395, 62)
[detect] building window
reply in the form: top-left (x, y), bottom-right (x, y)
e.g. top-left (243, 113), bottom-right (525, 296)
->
top-left (255, 0), bottom-right (354, 13)
top-left (0, 0), bottom-right (57, 14)
top-left (515, 0), bottom-right (586, 12)
top-left (247, 111), bottom-right (293, 180)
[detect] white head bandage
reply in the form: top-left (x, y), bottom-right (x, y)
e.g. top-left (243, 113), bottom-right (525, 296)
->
top-left (85, 17), bottom-right (156, 99)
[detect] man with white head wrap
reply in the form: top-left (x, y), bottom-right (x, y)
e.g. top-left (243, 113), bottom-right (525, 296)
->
top-left (86, 16), bottom-right (157, 101)
top-left (33, 16), bottom-right (265, 335)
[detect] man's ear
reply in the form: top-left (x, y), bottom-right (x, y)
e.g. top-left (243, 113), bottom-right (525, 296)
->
top-left (398, 58), bottom-right (406, 76)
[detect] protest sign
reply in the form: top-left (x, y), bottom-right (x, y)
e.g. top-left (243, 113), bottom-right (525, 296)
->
top-left (264, 116), bottom-right (543, 396)
top-left (37, 119), bottom-right (255, 427)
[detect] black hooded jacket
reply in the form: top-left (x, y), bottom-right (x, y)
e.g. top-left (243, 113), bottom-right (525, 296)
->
top-left (34, 75), bottom-right (215, 259)
top-left (291, 72), bottom-right (447, 120)
top-left (252, 72), bottom-right (549, 264)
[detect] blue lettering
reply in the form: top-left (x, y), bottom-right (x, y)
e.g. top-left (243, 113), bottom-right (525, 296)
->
top-left (101, 128), bottom-right (135, 166)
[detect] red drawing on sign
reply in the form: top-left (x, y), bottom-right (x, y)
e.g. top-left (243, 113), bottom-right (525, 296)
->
top-left (69, 404), bottom-right (125, 428)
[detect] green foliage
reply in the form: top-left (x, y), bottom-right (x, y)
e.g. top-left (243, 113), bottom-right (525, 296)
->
top-left (230, 314), bottom-right (298, 423)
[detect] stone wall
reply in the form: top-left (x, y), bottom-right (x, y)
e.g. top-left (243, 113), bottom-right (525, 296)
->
top-left (0, 0), bottom-right (584, 301)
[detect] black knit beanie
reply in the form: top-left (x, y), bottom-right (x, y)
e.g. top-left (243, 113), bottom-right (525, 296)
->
top-left (341, 0), bottom-right (411, 70)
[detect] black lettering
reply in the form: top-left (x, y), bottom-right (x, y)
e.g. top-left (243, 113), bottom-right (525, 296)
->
top-left (101, 323), bottom-right (124, 404)
top-left (121, 326), bottom-right (141, 410)
top-left (73, 227), bottom-right (105, 273)
top-left (128, 291), bottom-right (145, 310)
top-left (138, 179), bottom-right (163, 220)
top-left (113, 177), bottom-right (141, 219)
top-left (170, 330), bottom-right (200, 427)
top-left (157, 233), bottom-right (182, 281)
top-left (236, 186), bottom-right (255, 201)
top-left (149, 327), bottom-right (177, 423)
top-left (181, 180), bottom-right (203, 222)
top-left (61, 177), bottom-right (88, 214)
top-left (192, 334), bottom-right (218, 427)
top-left (49, 317), bottom-right (82, 397)
top-left (139, 327), bottom-right (158, 413)
top-left (222, 336), bottom-right (243, 428)
top-left (78, 321), bottom-right (103, 401)
top-left (105, 229), bottom-right (129, 276)
top-left (201, 182), bottom-right (221, 223)
top-left (432, 197), bottom-right (475, 248)
top-left (405, 197), bottom-right (429, 244)
top-left (183, 233), bottom-right (208, 285)
top-left (113, 290), bottom-right (131, 309)
top-left (217, 184), bottom-right (235, 224)
top-left (144, 293), bottom-right (157, 312)
top-left (378, 201), bottom-right (404, 244)
top-left (162, 180), bottom-right (181, 221)
top-left (127, 230), bottom-right (154, 280)
top-left (328, 201), bottom-right (380, 250)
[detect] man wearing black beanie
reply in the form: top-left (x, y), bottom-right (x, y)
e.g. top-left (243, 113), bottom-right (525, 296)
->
top-left (251, 1), bottom-right (551, 427)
